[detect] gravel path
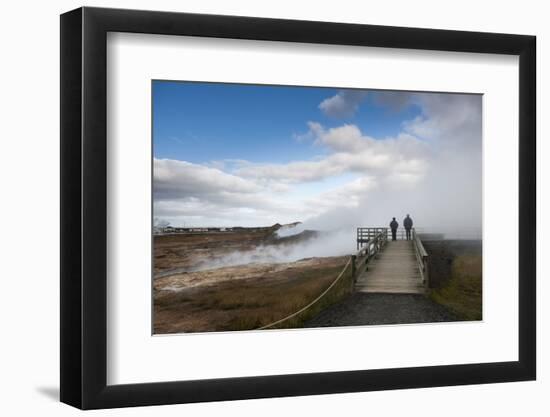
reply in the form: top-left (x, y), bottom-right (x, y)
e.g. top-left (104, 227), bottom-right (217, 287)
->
top-left (304, 293), bottom-right (458, 328)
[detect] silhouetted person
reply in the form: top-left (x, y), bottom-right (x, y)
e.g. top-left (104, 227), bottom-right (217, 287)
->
top-left (404, 214), bottom-right (413, 240)
top-left (390, 217), bottom-right (398, 241)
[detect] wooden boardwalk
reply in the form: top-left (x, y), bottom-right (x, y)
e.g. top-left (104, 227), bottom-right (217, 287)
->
top-left (355, 240), bottom-right (425, 294)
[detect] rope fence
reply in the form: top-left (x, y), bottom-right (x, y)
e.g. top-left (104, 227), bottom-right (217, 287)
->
top-left (255, 230), bottom-right (387, 330)
top-left (256, 257), bottom-right (353, 330)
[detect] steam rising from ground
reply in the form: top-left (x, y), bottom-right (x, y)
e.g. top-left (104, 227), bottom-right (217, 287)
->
top-left (274, 223), bottom-right (304, 238)
top-left (193, 220), bottom-right (479, 272)
top-left (194, 228), bottom-right (356, 272)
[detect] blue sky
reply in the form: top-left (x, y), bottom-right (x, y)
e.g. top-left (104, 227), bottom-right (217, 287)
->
top-left (153, 81), bottom-right (422, 164)
top-left (152, 81), bottom-right (481, 230)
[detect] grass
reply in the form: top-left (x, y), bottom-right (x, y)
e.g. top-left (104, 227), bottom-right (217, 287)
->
top-left (429, 255), bottom-right (482, 320)
top-left (154, 258), bottom-right (354, 333)
top-left (263, 266), bottom-right (354, 330)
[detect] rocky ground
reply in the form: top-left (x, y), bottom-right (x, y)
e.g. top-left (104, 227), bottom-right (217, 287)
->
top-left (154, 256), bottom-right (348, 334)
top-left (304, 293), bottom-right (458, 328)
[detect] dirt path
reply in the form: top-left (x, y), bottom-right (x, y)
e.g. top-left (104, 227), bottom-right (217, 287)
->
top-left (304, 293), bottom-right (458, 328)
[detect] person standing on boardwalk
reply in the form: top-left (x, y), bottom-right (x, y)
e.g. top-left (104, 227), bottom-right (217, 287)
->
top-left (404, 214), bottom-right (413, 240)
top-left (389, 217), bottom-right (398, 241)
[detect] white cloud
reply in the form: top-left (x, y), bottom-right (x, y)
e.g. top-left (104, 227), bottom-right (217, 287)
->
top-left (153, 159), bottom-right (311, 227)
top-left (300, 93), bottom-right (483, 235)
top-left (319, 90), bottom-right (367, 118)
top-left (310, 122), bottom-right (366, 153)
top-left (403, 93), bottom-right (482, 148)
top-left (154, 159), bottom-right (261, 202)
top-left (371, 91), bottom-right (414, 111)
top-left (154, 124), bottom-right (431, 228)
top-left (307, 176), bottom-right (377, 212)
top-left (154, 92), bottom-right (482, 236)
top-left (233, 124), bottom-right (429, 187)
top-left (234, 159), bottom-right (342, 183)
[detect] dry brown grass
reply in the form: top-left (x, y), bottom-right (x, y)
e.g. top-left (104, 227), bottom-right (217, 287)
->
top-left (154, 257), bottom-right (352, 334)
top-left (154, 230), bottom-right (273, 274)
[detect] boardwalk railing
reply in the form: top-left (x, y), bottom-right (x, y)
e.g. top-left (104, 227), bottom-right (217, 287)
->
top-left (357, 227), bottom-right (388, 250)
top-left (412, 228), bottom-right (430, 287)
top-left (357, 226), bottom-right (430, 289)
top-left (357, 226), bottom-right (429, 244)
top-left (352, 229), bottom-right (387, 281)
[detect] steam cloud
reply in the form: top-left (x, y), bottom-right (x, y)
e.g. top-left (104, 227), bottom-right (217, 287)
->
top-left (192, 229), bottom-right (355, 272)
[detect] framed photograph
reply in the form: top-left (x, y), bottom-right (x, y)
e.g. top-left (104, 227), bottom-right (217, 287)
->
top-left (60, 6), bottom-right (536, 409)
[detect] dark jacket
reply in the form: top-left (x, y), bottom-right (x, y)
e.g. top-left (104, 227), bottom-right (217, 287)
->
top-left (404, 217), bottom-right (413, 229)
top-left (390, 220), bottom-right (398, 230)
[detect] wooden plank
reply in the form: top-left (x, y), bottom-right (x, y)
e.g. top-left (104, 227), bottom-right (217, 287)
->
top-left (355, 240), bottom-right (425, 294)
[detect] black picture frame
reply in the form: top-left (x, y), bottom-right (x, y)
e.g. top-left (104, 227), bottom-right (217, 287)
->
top-left (60, 6), bottom-right (536, 410)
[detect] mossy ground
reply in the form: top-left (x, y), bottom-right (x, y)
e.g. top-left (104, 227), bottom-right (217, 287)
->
top-left (429, 254), bottom-right (482, 321)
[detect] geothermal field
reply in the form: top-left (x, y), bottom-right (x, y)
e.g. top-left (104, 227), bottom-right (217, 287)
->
top-left (153, 224), bottom-right (352, 334)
